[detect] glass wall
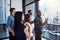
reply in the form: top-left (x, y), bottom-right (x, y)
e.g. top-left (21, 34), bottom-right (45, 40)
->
top-left (39, 0), bottom-right (60, 24)
top-left (11, 0), bottom-right (22, 11)
top-left (5, 0), bottom-right (10, 23)
top-left (39, 0), bottom-right (60, 40)
top-left (0, 0), bottom-right (10, 24)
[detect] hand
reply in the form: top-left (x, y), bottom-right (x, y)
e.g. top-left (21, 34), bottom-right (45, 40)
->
top-left (12, 32), bottom-right (15, 36)
top-left (9, 27), bottom-right (15, 36)
top-left (33, 32), bottom-right (35, 36)
top-left (45, 18), bottom-right (48, 24)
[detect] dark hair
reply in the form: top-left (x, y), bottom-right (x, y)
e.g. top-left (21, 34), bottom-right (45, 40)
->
top-left (37, 10), bottom-right (41, 16)
top-left (14, 11), bottom-right (22, 32)
top-left (28, 10), bottom-right (31, 13)
top-left (10, 8), bottom-right (15, 13)
top-left (25, 14), bottom-right (30, 23)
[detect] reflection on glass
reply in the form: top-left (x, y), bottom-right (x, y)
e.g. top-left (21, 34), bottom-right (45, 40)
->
top-left (39, 0), bottom-right (60, 24)
top-left (39, 0), bottom-right (60, 40)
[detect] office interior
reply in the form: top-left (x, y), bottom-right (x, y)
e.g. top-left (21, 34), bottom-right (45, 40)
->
top-left (0, 0), bottom-right (60, 40)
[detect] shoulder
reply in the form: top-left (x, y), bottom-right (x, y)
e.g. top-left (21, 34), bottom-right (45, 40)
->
top-left (8, 15), bottom-right (12, 18)
top-left (24, 22), bottom-right (30, 25)
top-left (35, 17), bottom-right (38, 19)
top-left (8, 15), bottom-right (14, 19)
top-left (34, 17), bottom-right (38, 20)
top-left (24, 22), bottom-right (30, 27)
top-left (7, 16), bottom-right (11, 19)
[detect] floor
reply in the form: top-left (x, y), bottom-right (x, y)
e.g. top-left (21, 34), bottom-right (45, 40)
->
top-left (3, 37), bottom-right (47, 40)
top-left (0, 29), bottom-right (47, 40)
top-left (0, 25), bottom-right (60, 40)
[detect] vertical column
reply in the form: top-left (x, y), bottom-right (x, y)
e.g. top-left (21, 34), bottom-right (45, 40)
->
top-left (35, 0), bottom-right (39, 17)
top-left (22, 0), bottom-right (25, 14)
top-left (10, 0), bottom-right (11, 8)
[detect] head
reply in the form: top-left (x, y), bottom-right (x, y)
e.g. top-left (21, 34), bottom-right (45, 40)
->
top-left (14, 11), bottom-right (23, 27)
top-left (10, 8), bottom-right (16, 15)
top-left (28, 10), bottom-right (32, 15)
top-left (37, 10), bottom-right (41, 17)
top-left (25, 14), bottom-right (31, 23)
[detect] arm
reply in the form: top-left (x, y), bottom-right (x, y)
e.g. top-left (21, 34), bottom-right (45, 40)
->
top-left (30, 21), bottom-right (34, 24)
top-left (24, 27), bottom-right (30, 38)
top-left (24, 22), bottom-right (30, 38)
top-left (6, 16), bottom-right (15, 36)
top-left (9, 27), bottom-right (15, 36)
top-left (30, 17), bottom-right (36, 24)
top-left (39, 18), bottom-right (48, 27)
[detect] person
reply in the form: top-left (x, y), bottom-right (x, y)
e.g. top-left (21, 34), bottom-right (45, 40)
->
top-left (33, 10), bottom-right (48, 40)
top-left (24, 14), bottom-right (33, 40)
top-left (6, 8), bottom-right (16, 40)
top-left (28, 10), bottom-right (32, 15)
top-left (14, 11), bottom-right (29, 40)
top-left (28, 10), bottom-right (35, 40)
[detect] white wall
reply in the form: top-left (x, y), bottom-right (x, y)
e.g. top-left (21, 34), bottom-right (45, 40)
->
top-left (11, 0), bottom-right (22, 11)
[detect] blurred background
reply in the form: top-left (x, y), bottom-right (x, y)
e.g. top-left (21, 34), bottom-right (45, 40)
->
top-left (0, 0), bottom-right (60, 40)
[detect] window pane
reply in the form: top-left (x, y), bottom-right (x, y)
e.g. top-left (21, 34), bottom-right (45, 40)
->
top-left (11, 0), bottom-right (22, 11)
top-left (39, 0), bottom-right (60, 40)
top-left (25, 0), bottom-right (34, 5)
top-left (39, 0), bottom-right (60, 24)
top-left (25, 3), bottom-right (35, 18)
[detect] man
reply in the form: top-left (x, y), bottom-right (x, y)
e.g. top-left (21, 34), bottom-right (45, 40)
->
top-left (34, 10), bottom-right (48, 40)
top-left (6, 8), bottom-right (16, 40)
top-left (28, 10), bottom-right (32, 15)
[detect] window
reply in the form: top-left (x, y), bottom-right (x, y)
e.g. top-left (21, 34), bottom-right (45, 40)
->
top-left (39, 0), bottom-right (60, 24)
top-left (25, 0), bottom-right (34, 5)
top-left (39, 0), bottom-right (60, 40)
top-left (11, 0), bottom-right (22, 11)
